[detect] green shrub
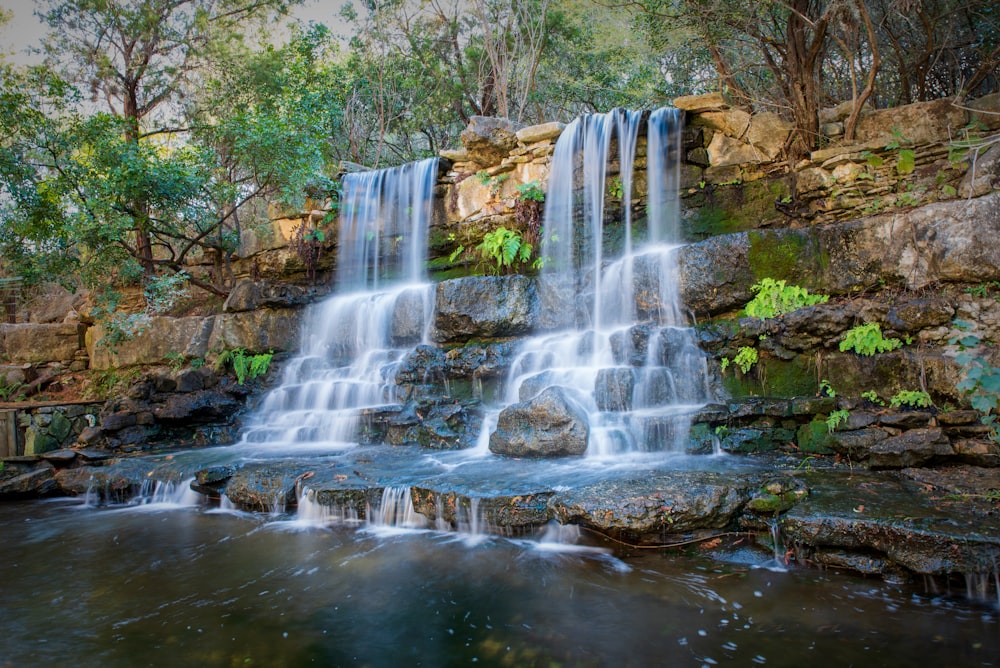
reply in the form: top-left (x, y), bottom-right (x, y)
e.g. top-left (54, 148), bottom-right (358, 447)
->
top-left (745, 278), bottom-right (828, 319)
top-left (215, 348), bottom-right (274, 385)
top-left (839, 322), bottom-right (902, 356)
top-left (889, 390), bottom-right (932, 409)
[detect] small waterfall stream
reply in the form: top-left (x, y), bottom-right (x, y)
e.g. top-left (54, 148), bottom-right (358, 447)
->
top-left (498, 107), bottom-right (715, 455)
top-left (239, 158), bottom-right (439, 451)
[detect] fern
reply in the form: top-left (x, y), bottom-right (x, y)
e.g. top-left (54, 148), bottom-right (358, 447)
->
top-left (839, 322), bottom-right (902, 356)
top-left (745, 278), bottom-right (828, 319)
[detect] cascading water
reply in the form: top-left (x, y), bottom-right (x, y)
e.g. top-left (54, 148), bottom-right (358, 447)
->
top-left (239, 158), bottom-right (439, 451)
top-left (500, 107), bottom-right (714, 456)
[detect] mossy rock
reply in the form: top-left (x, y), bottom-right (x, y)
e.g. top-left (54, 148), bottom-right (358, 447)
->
top-left (796, 419), bottom-right (836, 454)
top-left (748, 229), bottom-right (830, 287)
top-left (685, 178), bottom-right (793, 240)
top-left (721, 357), bottom-right (819, 398)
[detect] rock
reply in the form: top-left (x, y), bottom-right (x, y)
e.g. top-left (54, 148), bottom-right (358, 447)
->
top-left (27, 286), bottom-right (84, 324)
top-left (967, 92), bottom-right (1000, 130)
top-left (390, 287), bottom-right (431, 345)
top-left (855, 98), bottom-right (967, 145)
top-left (695, 109), bottom-right (752, 139)
top-left (0, 464), bottom-right (57, 497)
top-left (39, 448), bottom-right (77, 463)
top-left (551, 470), bottom-right (751, 544)
top-left (827, 427), bottom-right (889, 458)
top-left (47, 411), bottom-right (73, 443)
top-left (440, 148), bottom-right (470, 162)
top-left (207, 308), bottom-right (302, 356)
top-left (515, 122), bottom-right (565, 145)
top-left (677, 233), bottom-right (753, 316)
top-left (489, 386), bottom-right (589, 457)
top-left (460, 116), bottom-right (523, 166)
top-left (959, 141), bottom-right (1000, 198)
top-left (88, 316), bottom-right (215, 369)
top-left (886, 298), bottom-right (954, 332)
top-left (100, 411), bottom-right (137, 432)
top-left (174, 368), bottom-right (207, 392)
top-left (868, 428), bottom-right (953, 469)
top-left (191, 465), bottom-right (237, 495)
top-left (223, 462), bottom-right (314, 511)
top-left (746, 112), bottom-right (793, 161)
top-left (594, 368), bottom-right (636, 412)
top-left (151, 390), bottom-right (242, 425)
top-left (0, 323), bottom-right (81, 364)
top-left (877, 411), bottom-right (933, 429)
top-left (223, 280), bottom-right (312, 312)
top-left (432, 275), bottom-right (537, 342)
top-left (782, 471), bottom-right (1000, 575)
top-left (706, 133), bottom-right (763, 167)
top-left (672, 92), bottom-right (728, 112)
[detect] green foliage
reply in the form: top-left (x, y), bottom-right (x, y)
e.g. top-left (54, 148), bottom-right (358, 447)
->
top-left (164, 351), bottom-right (186, 371)
top-left (889, 390), bottom-right (933, 409)
top-left (826, 409), bottom-right (850, 433)
top-left (964, 282), bottom-right (1000, 299)
top-left (733, 346), bottom-right (758, 374)
top-left (745, 278), bottom-right (829, 319)
top-left (608, 176), bottom-right (624, 199)
top-left (477, 227), bottom-right (534, 276)
top-left (819, 379), bottom-right (836, 398)
top-left (719, 357), bottom-right (730, 373)
top-left (215, 348), bottom-right (274, 385)
top-left (862, 390), bottom-right (886, 406)
top-left (515, 180), bottom-right (545, 202)
top-left (0, 378), bottom-right (26, 402)
top-left (839, 323), bottom-right (903, 356)
top-left (951, 323), bottom-right (1000, 441)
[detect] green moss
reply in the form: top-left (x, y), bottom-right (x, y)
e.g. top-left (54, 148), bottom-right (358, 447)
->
top-left (747, 488), bottom-right (807, 513)
top-left (722, 357), bottom-right (819, 398)
top-left (685, 178), bottom-right (792, 240)
top-left (748, 229), bottom-right (829, 286)
top-left (796, 419), bottom-right (835, 454)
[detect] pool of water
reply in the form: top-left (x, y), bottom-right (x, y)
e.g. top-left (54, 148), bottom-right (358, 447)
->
top-left (1, 498), bottom-right (997, 667)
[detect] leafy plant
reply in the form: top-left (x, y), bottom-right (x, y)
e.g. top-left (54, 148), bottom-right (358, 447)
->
top-left (477, 227), bottom-right (533, 276)
top-left (819, 379), bottom-right (836, 398)
top-left (215, 348), bottom-right (274, 385)
top-left (951, 322), bottom-right (1000, 441)
top-left (889, 390), bottom-right (932, 409)
top-left (745, 278), bottom-right (828, 319)
top-left (839, 322), bottom-right (902, 356)
top-left (719, 357), bottom-right (730, 373)
top-left (861, 389), bottom-right (885, 406)
top-left (608, 176), bottom-right (624, 199)
top-left (515, 180), bottom-right (545, 202)
top-left (826, 409), bottom-right (850, 433)
top-left (0, 378), bottom-right (26, 402)
top-left (475, 171), bottom-right (508, 197)
top-left (733, 346), bottom-right (758, 374)
top-left (964, 281), bottom-right (1000, 299)
top-left (164, 351), bottom-right (186, 371)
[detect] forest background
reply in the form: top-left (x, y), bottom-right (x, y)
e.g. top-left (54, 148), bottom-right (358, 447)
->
top-left (0, 0), bottom-right (996, 336)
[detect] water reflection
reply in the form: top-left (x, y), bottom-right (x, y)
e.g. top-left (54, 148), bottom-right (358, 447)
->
top-left (1, 500), bottom-right (996, 667)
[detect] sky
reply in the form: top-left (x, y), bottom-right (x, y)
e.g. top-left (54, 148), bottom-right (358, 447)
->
top-left (0, 0), bottom-right (352, 65)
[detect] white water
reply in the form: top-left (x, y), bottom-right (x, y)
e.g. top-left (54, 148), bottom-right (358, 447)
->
top-left (494, 107), bottom-right (715, 456)
top-left (239, 158), bottom-right (438, 452)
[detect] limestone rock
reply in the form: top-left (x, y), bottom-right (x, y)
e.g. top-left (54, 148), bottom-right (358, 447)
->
top-left (706, 133), bottom-right (762, 167)
top-left (695, 109), bottom-right (752, 139)
top-left (27, 286), bottom-right (85, 324)
top-left (88, 316), bottom-right (215, 369)
top-left (432, 275), bottom-right (537, 342)
top-left (855, 98), bottom-right (967, 145)
top-left (223, 280), bottom-right (312, 312)
top-left (959, 141), bottom-right (1000, 198)
top-left (746, 112), bottom-right (793, 161)
top-left (967, 92), bottom-right (1000, 130)
top-left (460, 116), bottom-right (523, 166)
top-left (1, 323), bottom-right (81, 364)
top-left (489, 386), bottom-right (589, 457)
top-left (207, 308), bottom-right (302, 356)
top-left (515, 122), bottom-right (565, 145)
top-left (440, 148), bottom-right (470, 162)
top-left (672, 92), bottom-right (728, 112)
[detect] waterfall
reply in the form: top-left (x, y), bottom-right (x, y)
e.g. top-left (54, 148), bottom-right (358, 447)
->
top-left (239, 158), bottom-right (439, 451)
top-left (500, 107), bottom-right (714, 455)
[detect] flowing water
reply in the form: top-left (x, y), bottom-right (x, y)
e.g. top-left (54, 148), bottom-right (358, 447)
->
top-left (2, 499), bottom-right (997, 667)
top-left (238, 159), bottom-right (438, 452)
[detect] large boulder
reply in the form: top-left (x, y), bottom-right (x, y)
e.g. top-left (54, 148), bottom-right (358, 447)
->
top-left (223, 280), bottom-right (313, 312)
top-left (1, 323), bottom-right (82, 364)
top-left (460, 116), bottom-right (523, 166)
top-left (432, 275), bottom-right (537, 342)
top-left (489, 386), bottom-right (589, 457)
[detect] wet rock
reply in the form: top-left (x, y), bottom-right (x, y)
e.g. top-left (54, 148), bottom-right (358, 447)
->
top-left (609, 325), bottom-right (653, 366)
top-left (782, 471), bottom-right (1000, 575)
top-left (39, 449), bottom-right (77, 464)
top-left (432, 275), bottom-right (537, 342)
top-left (100, 411), bottom-right (137, 432)
top-left (867, 428), bottom-right (953, 469)
top-left (191, 465), bottom-right (237, 495)
top-left (490, 386), bottom-right (589, 457)
top-left (677, 233), bottom-right (753, 316)
top-left (827, 427), bottom-right (889, 458)
top-left (877, 411), bottom-right (933, 429)
top-left (594, 368), bottom-right (636, 412)
top-left (812, 549), bottom-right (893, 575)
top-left (411, 486), bottom-right (554, 531)
top-left (390, 287), bottom-right (430, 345)
top-left (745, 477), bottom-right (808, 514)
top-left (550, 471), bottom-right (753, 545)
top-left (223, 462), bottom-right (315, 511)
top-left (0, 463), bottom-right (57, 497)
top-left (951, 439), bottom-right (1000, 467)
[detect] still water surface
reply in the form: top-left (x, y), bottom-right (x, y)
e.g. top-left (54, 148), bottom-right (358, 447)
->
top-left (1, 498), bottom-right (996, 667)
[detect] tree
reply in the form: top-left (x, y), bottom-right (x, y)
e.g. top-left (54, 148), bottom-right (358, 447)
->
top-left (37, 0), bottom-right (299, 277)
